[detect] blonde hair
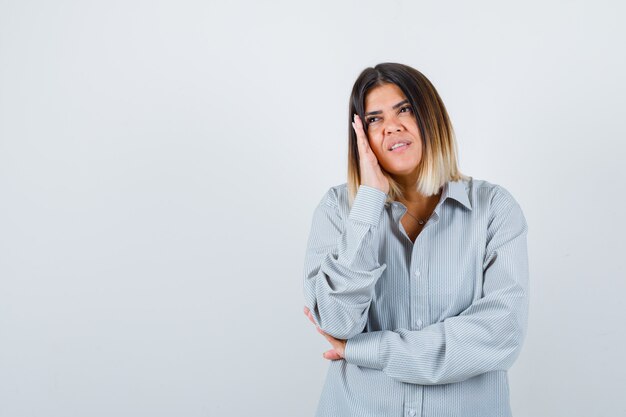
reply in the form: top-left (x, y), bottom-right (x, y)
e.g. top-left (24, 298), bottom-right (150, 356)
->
top-left (346, 63), bottom-right (469, 208)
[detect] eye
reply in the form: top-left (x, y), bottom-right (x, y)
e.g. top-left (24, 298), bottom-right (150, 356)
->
top-left (365, 106), bottom-right (412, 126)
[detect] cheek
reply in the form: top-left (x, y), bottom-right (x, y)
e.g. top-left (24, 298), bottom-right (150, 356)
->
top-left (370, 140), bottom-right (385, 157)
top-left (413, 140), bottom-right (423, 155)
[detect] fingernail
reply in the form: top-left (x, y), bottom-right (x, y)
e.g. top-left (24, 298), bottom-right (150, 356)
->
top-left (322, 353), bottom-right (326, 359)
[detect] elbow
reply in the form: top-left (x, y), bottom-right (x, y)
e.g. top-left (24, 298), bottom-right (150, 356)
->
top-left (496, 316), bottom-right (527, 371)
top-left (317, 317), bottom-right (367, 340)
top-left (330, 327), bottom-right (366, 340)
top-left (305, 297), bottom-right (372, 339)
top-left (303, 301), bottom-right (368, 340)
top-left (509, 325), bottom-right (527, 363)
top-left (303, 304), bottom-right (366, 339)
top-left (314, 306), bottom-right (369, 339)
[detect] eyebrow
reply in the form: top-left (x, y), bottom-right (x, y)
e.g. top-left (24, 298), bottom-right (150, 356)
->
top-left (365, 99), bottom-right (410, 116)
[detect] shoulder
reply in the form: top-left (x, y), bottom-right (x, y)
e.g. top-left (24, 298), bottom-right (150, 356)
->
top-left (311, 183), bottom-right (352, 223)
top-left (470, 177), bottom-right (523, 211)
top-left (317, 182), bottom-right (349, 208)
top-left (470, 177), bottom-right (527, 233)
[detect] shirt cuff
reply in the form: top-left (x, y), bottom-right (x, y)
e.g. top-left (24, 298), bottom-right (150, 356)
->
top-left (348, 185), bottom-right (388, 226)
top-left (343, 330), bottom-right (384, 370)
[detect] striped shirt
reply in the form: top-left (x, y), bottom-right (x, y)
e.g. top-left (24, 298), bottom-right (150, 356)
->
top-left (303, 176), bottom-right (529, 417)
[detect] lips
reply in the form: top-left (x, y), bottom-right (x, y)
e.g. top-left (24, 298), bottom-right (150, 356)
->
top-left (387, 140), bottom-right (411, 151)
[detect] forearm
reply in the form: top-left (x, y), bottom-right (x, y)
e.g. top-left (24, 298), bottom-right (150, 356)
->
top-left (344, 297), bottom-right (528, 385)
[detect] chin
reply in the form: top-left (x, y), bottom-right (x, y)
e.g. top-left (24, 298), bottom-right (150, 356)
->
top-left (382, 161), bottom-right (420, 175)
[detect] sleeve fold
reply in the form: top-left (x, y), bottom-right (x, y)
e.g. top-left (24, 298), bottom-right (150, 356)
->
top-left (303, 185), bottom-right (388, 339)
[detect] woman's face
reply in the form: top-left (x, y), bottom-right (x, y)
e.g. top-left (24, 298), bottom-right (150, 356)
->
top-left (363, 83), bottom-right (423, 176)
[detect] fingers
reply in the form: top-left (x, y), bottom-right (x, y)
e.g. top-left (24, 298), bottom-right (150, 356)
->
top-left (303, 307), bottom-right (345, 361)
top-left (303, 306), bottom-right (315, 325)
top-left (322, 349), bottom-right (342, 361)
top-left (304, 308), bottom-right (333, 342)
top-left (352, 114), bottom-right (370, 157)
top-left (317, 327), bottom-right (341, 350)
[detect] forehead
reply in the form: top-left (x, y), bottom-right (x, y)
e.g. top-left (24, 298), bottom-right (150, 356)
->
top-left (364, 83), bottom-right (407, 110)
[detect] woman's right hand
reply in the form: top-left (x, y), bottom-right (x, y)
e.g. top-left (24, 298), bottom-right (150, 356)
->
top-left (352, 114), bottom-right (390, 195)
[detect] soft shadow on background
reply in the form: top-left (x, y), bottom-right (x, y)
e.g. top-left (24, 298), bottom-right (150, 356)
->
top-left (1, 1), bottom-right (624, 416)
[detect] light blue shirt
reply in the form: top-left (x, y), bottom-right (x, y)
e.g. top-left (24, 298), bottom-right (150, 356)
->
top-left (303, 176), bottom-right (529, 417)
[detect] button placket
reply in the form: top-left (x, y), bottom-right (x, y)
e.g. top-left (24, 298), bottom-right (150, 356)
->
top-left (412, 267), bottom-right (423, 329)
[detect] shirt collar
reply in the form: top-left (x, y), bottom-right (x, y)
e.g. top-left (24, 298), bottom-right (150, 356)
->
top-left (386, 178), bottom-right (472, 211)
top-left (442, 178), bottom-right (472, 211)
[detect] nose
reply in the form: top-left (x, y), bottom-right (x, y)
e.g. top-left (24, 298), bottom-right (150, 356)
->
top-left (384, 114), bottom-right (404, 135)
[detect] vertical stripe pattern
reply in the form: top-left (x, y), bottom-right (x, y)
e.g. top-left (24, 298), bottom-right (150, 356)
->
top-left (303, 176), bottom-right (529, 417)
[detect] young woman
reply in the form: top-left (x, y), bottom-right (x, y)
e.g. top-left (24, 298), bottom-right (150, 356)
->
top-left (302, 62), bottom-right (529, 417)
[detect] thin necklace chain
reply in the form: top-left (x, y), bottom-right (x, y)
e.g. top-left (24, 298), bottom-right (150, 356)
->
top-left (398, 190), bottom-right (441, 226)
top-left (403, 208), bottom-right (428, 225)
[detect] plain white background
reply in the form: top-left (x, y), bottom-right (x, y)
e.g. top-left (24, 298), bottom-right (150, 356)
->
top-left (1, 1), bottom-right (625, 416)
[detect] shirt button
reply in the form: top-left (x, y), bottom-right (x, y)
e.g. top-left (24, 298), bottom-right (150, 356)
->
top-left (415, 319), bottom-right (423, 327)
top-left (414, 269), bottom-right (421, 277)
top-left (408, 409), bottom-right (416, 417)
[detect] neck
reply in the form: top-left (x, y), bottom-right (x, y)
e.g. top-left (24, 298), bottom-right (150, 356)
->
top-left (398, 188), bottom-right (440, 208)
top-left (393, 171), bottom-right (419, 197)
top-left (392, 175), bottom-right (441, 208)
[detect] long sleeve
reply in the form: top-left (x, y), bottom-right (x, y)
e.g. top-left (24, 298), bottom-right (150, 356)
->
top-left (343, 186), bottom-right (529, 385)
top-left (303, 185), bottom-right (388, 340)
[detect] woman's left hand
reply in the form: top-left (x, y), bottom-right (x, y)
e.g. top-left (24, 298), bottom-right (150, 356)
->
top-left (303, 306), bottom-right (347, 360)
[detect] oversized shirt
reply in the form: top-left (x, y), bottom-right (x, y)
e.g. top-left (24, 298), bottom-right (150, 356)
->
top-left (303, 176), bottom-right (529, 417)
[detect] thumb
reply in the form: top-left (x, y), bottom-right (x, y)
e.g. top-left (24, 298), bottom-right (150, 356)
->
top-left (322, 349), bottom-right (342, 360)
